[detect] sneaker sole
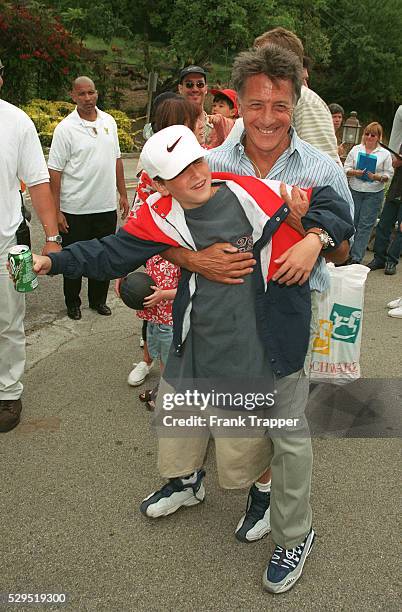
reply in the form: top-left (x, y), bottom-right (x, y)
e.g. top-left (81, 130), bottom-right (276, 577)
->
top-left (128, 376), bottom-right (147, 387)
top-left (262, 529), bottom-right (316, 594)
top-left (145, 495), bottom-right (204, 518)
top-left (388, 311), bottom-right (402, 318)
top-left (141, 483), bottom-right (206, 518)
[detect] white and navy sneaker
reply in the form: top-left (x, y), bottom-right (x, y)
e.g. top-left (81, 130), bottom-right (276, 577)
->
top-left (263, 528), bottom-right (315, 594)
top-left (235, 484), bottom-right (271, 542)
top-left (140, 469), bottom-right (206, 518)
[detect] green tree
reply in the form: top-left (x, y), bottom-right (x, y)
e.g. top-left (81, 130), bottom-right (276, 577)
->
top-left (313, 0), bottom-right (402, 131)
top-left (0, 0), bottom-right (87, 104)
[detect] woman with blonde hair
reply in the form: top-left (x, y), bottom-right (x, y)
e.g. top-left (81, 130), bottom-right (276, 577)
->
top-left (344, 121), bottom-right (393, 263)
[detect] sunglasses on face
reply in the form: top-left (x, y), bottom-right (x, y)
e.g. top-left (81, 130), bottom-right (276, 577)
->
top-left (365, 132), bottom-right (377, 137)
top-left (184, 80), bottom-right (206, 89)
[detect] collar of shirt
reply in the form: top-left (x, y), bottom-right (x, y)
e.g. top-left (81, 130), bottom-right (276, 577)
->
top-left (72, 106), bottom-right (103, 126)
top-left (232, 126), bottom-right (303, 178)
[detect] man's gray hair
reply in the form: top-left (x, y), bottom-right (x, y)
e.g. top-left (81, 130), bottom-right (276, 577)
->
top-left (232, 44), bottom-right (302, 105)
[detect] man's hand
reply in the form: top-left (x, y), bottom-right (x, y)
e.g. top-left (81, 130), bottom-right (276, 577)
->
top-left (41, 242), bottom-right (61, 256)
top-left (57, 211), bottom-right (69, 233)
top-left (272, 234), bottom-right (322, 286)
top-left (279, 183), bottom-right (309, 234)
top-left (32, 254), bottom-right (52, 275)
top-left (164, 244), bottom-right (256, 285)
top-left (119, 195), bottom-right (130, 220)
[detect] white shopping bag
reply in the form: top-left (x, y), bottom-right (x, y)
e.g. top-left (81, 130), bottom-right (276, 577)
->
top-left (310, 263), bottom-right (370, 384)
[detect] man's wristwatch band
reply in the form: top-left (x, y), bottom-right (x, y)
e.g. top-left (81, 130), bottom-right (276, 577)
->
top-left (305, 228), bottom-right (335, 250)
top-left (46, 234), bottom-right (63, 245)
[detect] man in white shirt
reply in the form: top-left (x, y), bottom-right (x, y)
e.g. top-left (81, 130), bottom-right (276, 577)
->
top-left (0, 58), bottom-right (60, 432)
top-left (48, 76), bottom-right (129, 320)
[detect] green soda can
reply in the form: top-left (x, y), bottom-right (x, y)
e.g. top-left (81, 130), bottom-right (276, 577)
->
top-left (8, 245), bottom-right (38, 292)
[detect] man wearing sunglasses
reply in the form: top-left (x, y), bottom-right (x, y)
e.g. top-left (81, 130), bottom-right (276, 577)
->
top-left (0, 58), bottom-right (60, 432)
top-left (178, 65), bottom-right (211, 146)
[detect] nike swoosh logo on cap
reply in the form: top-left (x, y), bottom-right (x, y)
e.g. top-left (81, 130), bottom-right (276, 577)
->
top-left (167, 136), bottom-right (182, 152)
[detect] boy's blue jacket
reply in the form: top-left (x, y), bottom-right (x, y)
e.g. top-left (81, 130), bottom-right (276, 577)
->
top-left (49, 174), bottom-right (354, 378)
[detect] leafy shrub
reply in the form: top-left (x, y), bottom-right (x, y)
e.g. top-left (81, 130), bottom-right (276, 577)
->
top-left (117, 129), bottom-right (134, 153)
top-left (105, 108), bottom-right (132, 132)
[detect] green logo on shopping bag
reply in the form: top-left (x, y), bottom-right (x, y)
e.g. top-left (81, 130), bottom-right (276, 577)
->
top-left (329, 303), bottom-right (362, 343)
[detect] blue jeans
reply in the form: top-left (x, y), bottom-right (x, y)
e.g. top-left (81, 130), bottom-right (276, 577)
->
top-left (147, 323), bottom-right (173, 366)
top-left (350, 189), bottom-right (384, 262)
top-left (373, 197), bottom-right (402, 265)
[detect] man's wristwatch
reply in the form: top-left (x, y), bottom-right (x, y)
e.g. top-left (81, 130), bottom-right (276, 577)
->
top-left (305, 228), bottom-right (335, 250)
top-left (46, 234), bottom-right (63, 245)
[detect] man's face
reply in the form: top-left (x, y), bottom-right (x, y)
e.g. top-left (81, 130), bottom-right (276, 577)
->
top-left (155, 158), bottom-right (212, 209)
top-left (239, 74), bottom-right (294, 160)
top-left (71, 81), bottom-right (98, 115)
top-left (178, 73), bottom-right (207, 110)
top-left (332, 112), bottom-right (343, 130)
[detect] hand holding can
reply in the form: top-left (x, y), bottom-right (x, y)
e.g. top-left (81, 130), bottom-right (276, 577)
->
top-left (8, 246), bottom-right (38, 292)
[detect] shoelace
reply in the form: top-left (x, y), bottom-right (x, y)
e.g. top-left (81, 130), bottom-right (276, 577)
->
top-left (271, 542), bottom-right (304, 570)
top-left (244, 486), bottom-right (270, 522)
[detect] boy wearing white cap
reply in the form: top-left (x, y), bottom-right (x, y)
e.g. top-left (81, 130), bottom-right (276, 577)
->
top-left (33, 125), bottom-right (353, 593)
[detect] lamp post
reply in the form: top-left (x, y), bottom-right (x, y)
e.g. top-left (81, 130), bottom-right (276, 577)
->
top-left (341, 111), bottom-right (361, 159)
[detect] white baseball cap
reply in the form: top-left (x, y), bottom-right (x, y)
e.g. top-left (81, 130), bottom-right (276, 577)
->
top-left (140, 124), bottom-right (206, 180)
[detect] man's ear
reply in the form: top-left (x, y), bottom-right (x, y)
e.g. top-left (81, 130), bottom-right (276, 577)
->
top-left (178, 83), bottom-right (183, 95)
top-left (151, 178), bottom-right (170, 197)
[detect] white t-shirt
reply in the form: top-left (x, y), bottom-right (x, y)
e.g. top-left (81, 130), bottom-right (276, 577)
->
top-left (343, 144), bottom-right (394, 192)
top-left (48, 108), bottom-right (121, 214)
top-left (0, 99), bottom-right (49, 243)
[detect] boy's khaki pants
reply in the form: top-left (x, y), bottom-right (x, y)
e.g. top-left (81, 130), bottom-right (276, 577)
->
top-left (155, 370), bottom-right (312, 549)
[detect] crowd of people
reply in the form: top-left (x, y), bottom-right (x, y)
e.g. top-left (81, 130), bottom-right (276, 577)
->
top-left (1, 26), bottom-right (401, 596)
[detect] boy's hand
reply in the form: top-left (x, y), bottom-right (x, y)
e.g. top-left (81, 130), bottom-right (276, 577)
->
top-left (272, 234), bottom-right (322, 285)
top-left (143, 286), bottom-right (165, 308)
top-left (279, 183), bottom-right (309, 234)
top-left (32, 254), bottom-right (52, 275)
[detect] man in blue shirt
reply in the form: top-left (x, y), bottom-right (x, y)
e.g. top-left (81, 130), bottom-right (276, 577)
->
top-left (161, 43), bottom-right (353, 594)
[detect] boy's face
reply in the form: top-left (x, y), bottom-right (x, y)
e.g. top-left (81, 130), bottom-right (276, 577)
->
top-left (154, 158), bottom-right (212, 209)
top-left (211, 97), bottom-right (235, 119)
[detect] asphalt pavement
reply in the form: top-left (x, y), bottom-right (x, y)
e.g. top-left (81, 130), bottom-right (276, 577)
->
top-left (1, 162), bottom-right (401, 611)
